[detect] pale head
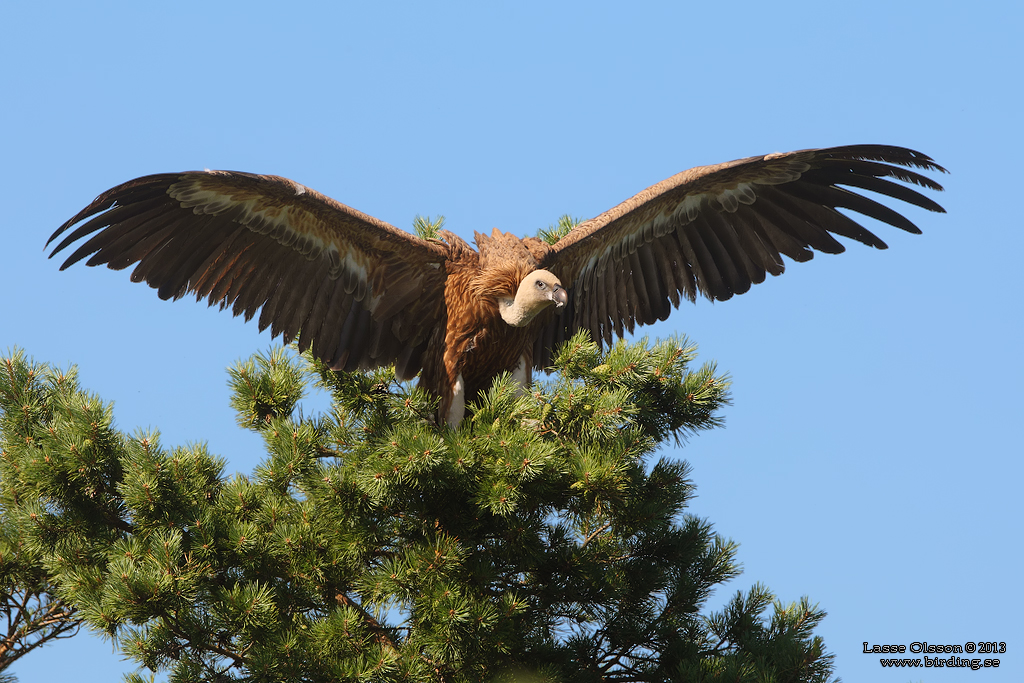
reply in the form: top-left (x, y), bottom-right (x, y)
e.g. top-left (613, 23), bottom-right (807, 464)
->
top-left (499, 269), bottom-right (567, 327)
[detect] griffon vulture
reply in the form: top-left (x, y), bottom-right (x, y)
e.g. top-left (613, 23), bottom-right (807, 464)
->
top-left (48, 144), bottom-right (945, 426)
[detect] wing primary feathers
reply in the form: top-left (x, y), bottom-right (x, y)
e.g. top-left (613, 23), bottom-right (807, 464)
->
top-left (726, 208), bottom-right (783, 282)
top-left (822, 145), bottom-right (947, 179)
top-left (805, 162), bottom-right (946, 211)
top-left (85, 212), bottom-right (185, 272)
top-left (47, 177), bottom-right (173, 250)
top-left (701, 210), bottom-right (762, 296)
top-left (742, 202), bottom-right (816, 263)
top-left (773, 188), bottom-right (890, 248)
top-left (755, 190), bottom-right (847, 254)
top-left (131, 215), bottom-right (224, 299)
top-left (784, 180), bottom-right (926, 236)
top-left (124, 218), bottom-right (212, 284)
top-left (50, 200), bottom-right (162, 264)
top-left (694, 218), bottom-right (748, 299)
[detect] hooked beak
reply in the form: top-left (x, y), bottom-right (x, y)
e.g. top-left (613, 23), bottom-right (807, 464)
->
top-left (551, 284), bottom-right (567, 308)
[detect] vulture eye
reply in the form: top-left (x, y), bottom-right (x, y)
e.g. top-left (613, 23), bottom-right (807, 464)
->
top-left (535, 281), bottom-right (546, 290)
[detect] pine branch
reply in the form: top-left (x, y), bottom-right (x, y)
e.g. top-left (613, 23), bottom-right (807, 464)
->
top-left (334, 592), bottom-right (399, 653)
top-left (579, 521), bottom-right (611, 548)
top-left (0, 587), bottom-right (80, 672)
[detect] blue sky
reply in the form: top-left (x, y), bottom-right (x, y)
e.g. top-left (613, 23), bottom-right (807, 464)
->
top-left (2, 1), bottom-right (1021, 680)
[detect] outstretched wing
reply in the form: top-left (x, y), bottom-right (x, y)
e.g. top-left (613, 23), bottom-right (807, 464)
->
top-left (533, 144), bottom-right (946, 366)
top-left (48, 171), bottom-right (451, 379)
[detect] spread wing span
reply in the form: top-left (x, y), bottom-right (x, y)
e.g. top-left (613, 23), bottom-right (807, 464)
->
top-left (47, 171), bottom-right (450, 379)
top-left (534, 144), bottom-right (946, 365)
top-left (48, 144), bottom-right (946, 413)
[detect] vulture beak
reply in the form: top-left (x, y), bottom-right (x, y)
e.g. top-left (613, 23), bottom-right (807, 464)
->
top-left (551, 284), bottom-right (567, 308)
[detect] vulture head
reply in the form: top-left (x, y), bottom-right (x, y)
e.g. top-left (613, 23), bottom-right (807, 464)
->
top-left (499, 269), bottom-right (567, 327)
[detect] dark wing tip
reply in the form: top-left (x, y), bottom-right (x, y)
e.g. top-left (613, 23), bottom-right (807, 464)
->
top-left (826, 144), bottom-right (949, 187)
top-left (47, 173), bottom-right (187, 253)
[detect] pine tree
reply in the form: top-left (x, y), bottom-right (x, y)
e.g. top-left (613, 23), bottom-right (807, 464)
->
top-left (0, 336), bottom-right (836, 683)
top-left (0, 352), bottom-right (84, 681)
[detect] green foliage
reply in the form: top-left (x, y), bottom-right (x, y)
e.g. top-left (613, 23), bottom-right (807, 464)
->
top-left (0, 351), bottom-right (84, 678)
top-left (228, 346), bottom-right (306, 429)
top-left (0, 338), bottom-right (837, 683)
top-left (413, 216), bottom-right (447, 241)
top-left (537, 215), bottom-right (582, 245)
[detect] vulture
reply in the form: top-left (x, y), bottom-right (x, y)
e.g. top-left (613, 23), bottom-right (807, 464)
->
top-left (48, 144), bottom-right (945, 426)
